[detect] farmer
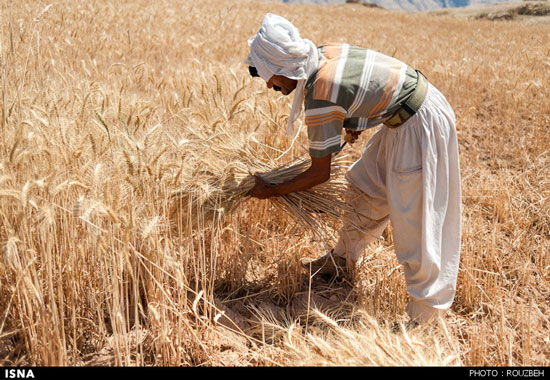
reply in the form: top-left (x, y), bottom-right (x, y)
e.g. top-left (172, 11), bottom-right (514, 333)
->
top-left (245, 13), bottom-right (461, 325)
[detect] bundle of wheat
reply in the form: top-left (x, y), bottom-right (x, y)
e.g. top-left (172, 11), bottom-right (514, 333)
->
top-left (169, 131), bottom-right (356, 237)
top-left (249, 155), bottom-right (355, 235)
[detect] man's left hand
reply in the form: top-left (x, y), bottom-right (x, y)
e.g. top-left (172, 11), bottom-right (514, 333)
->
top-left (345, 129), bottom-right (363, 144)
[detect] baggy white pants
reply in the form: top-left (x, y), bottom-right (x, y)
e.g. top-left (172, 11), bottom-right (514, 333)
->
top-left (334, 83), bottom-right (462, 323)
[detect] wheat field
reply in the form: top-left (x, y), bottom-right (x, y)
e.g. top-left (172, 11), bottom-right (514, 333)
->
top-left (0, 0), bottom-right (548, 367)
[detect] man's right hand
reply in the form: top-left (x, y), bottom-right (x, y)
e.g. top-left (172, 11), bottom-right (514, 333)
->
top-left (247, 175), bottom-right (277, 199)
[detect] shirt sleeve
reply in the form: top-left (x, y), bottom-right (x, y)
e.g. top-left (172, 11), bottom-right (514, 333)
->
top-left (305, 100), bottom-right (347, 158)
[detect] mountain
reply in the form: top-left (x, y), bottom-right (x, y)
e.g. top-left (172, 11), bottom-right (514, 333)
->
top-left (279, 0), bottom-right (520, 11)
top-left (428, 0), bottom-right (550, 23)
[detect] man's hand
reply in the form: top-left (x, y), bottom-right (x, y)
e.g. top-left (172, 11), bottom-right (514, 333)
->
top-left (345, 129), bottom-right (363, 144)
top-left (247, 175), bottom-right (277, 199)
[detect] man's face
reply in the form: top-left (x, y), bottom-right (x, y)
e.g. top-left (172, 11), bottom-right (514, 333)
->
top-left (266, 75), bottom-right (298, 96)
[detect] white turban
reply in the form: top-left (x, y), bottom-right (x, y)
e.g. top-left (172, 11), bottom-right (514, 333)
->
top-left (245, 14), bottom-right (319, 136)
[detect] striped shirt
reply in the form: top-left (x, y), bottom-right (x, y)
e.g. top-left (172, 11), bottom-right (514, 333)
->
top-left (304, 43), bottom-right (419, 158)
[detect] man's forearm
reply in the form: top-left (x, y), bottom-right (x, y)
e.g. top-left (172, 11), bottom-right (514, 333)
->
top-left (270, 165), bottom-right (330, 196)
top-left (248, 155), bottom-right (332, 199)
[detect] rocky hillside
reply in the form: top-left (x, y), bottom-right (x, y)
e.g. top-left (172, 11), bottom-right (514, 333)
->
top-left (427, 0), bottom-right (550, 24)
top-left (279, 0), bottom-right (535, 11)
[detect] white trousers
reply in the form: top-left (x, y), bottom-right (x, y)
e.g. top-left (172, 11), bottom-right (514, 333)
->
top-left (334, 83), bottom-right (462, 323)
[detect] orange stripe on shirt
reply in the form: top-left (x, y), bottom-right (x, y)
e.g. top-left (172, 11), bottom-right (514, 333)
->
top-left (313, 44), bottom-right (341, 101)
top-left (306, 112), bottom-right (346, 127)
top-left (369, 71), bottom-right (398, 117)
top-left (369, 63), bottom-right (401, 118)
top-left (369, 65), bottom-right (400, 117)
top-left (305, 110), bottom-right (347, 123)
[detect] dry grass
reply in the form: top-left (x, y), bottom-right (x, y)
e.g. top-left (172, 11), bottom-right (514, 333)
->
top-left (0, 0), bottom-right (548, 366)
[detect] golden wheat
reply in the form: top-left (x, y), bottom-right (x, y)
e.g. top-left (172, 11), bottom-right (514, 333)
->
top-left (0, 0), bottom-right (547, 367)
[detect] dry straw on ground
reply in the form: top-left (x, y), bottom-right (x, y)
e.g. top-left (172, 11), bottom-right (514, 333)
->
top-left (0, 0), bottom-right (548, 367)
